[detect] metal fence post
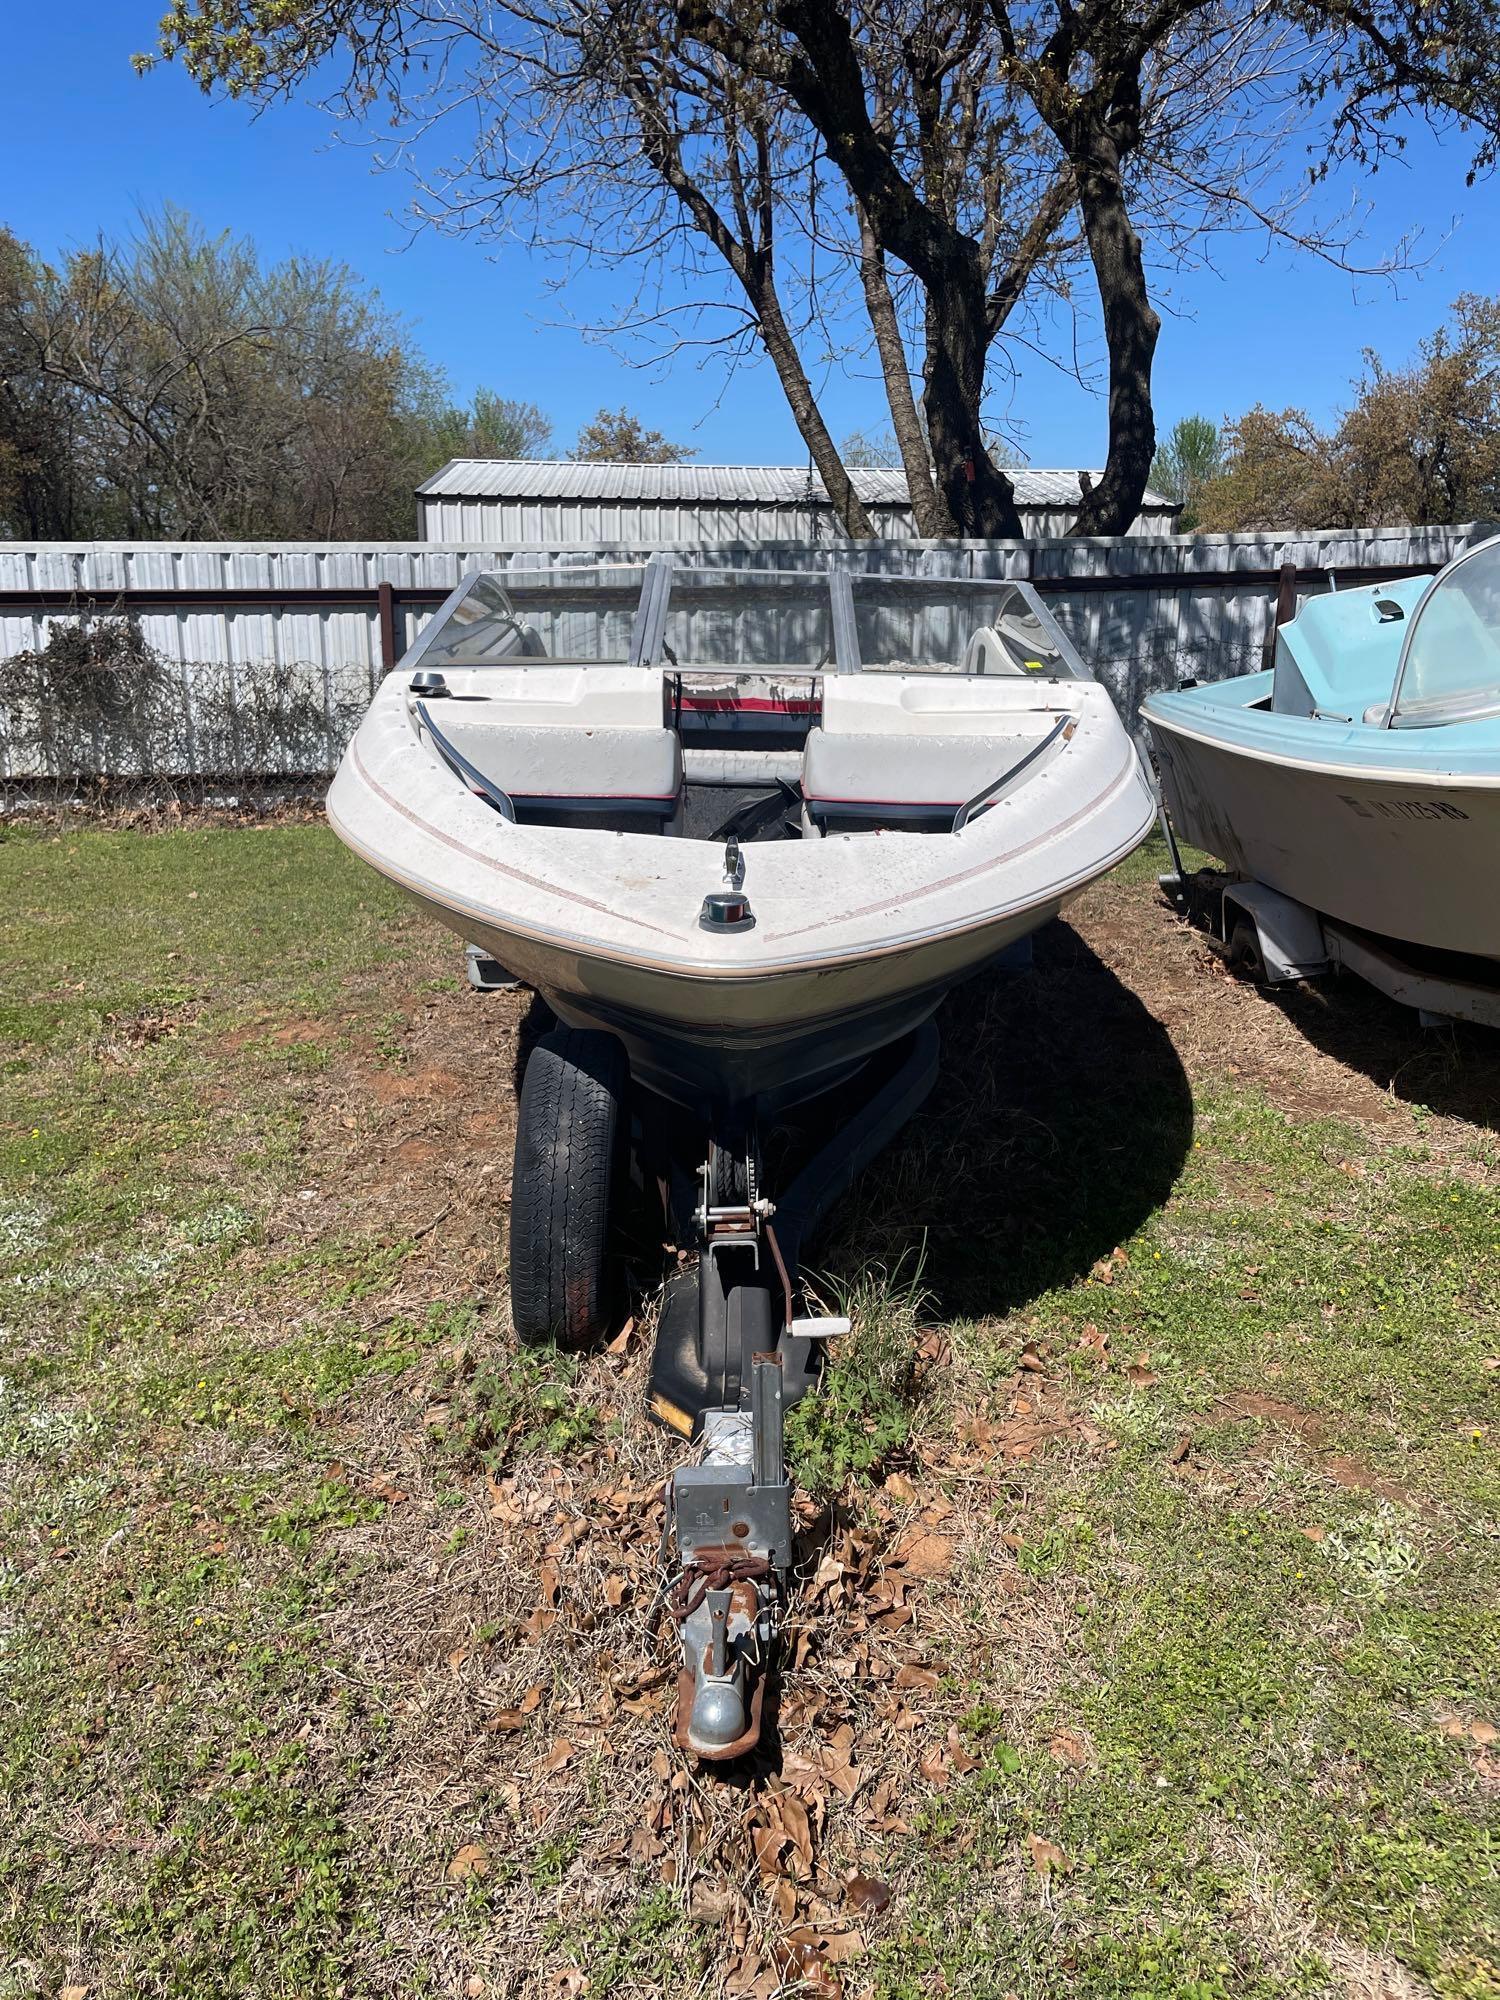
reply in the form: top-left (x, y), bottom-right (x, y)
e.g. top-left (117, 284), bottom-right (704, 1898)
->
top-left (377, 581), bottom-right (399, 675)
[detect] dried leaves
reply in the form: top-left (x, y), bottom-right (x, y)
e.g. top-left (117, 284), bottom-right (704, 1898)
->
top-left (1027, 1833), bottom-right (1071, 1877)
top-left (1440, 1714), bottom-right (1498, 1746)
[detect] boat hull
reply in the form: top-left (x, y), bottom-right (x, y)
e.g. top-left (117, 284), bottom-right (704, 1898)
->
top-left (384, 873), bottom-right (1064, 1106)
top-left (1147, 706), bottom-right (1500, 960)
top-left (329, 653), bottom-right (1156, 1111)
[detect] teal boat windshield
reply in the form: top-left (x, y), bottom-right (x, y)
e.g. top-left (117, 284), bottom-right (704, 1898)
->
top-left (1389, 538), bottom-right (1500, 727)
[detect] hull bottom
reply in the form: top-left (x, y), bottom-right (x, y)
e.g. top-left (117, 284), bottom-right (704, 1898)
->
top-left (424, 892), bottom-right (1062, 1110)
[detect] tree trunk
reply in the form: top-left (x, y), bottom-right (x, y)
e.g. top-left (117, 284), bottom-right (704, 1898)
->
top-left (727, 0), bottom-right (1022, 536)
top-left (1068, 128), bottom-right (1160, 539)
top-left (857, 208), bottom-right (955, 536)
top-left (630, 82), bottom-right (873, 538)
top-left (920, 252), bottom-right (1024, 539)
top-left (754, 277), bottom-right (874, 536)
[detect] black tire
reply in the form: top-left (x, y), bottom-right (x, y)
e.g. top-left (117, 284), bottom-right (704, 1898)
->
top-left (1227, 917), bottom-right (1267, 984)
top-left (709, 1140), bottom-right (748, 1207)
top-left (509, 1027), bottom-right (627, 1347)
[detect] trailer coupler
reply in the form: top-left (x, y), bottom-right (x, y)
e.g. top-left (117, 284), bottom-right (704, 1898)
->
top-left (662, 1358), bottom-right (791, 1758)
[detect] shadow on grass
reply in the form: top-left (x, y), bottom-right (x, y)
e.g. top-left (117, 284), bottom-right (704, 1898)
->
top-left (504, 922), bottom-right (1194, 1326)
top-left (812, 919), bottom-right (1195, 1321)
top-left (1264, 975), bottom-right (1500, 1130)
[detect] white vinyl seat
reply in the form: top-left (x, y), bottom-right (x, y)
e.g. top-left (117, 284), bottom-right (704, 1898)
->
top-left (483, 724), bottom-right (682, 828)
top-left (426, 704), bottom-right (682, 830)
top-left (802, 728), bottom-right (1025, 831)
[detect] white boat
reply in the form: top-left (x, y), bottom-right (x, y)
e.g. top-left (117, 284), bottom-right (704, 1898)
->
top-left (330, 559), bottom-right (1155, 1107)
top-left (328, 556), bottom-right (1154, 1761)
top-left (1142, 534), bottom-right (1500, 1019)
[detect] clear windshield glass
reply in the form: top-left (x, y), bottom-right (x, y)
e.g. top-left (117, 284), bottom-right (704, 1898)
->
top-left (1390, 539), bottom-right (1500, 727)
top-left (847, 575), bottom-right (1084, 677)
top-left (411, 567), bottom-right (643, 669)
top-left (405, 562), bottom-right (1090, 681)
top-left (658, 569), bottom-right (834, 670)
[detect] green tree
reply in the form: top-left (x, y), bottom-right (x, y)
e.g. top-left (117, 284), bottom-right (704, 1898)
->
top-left (1198, 297), bottom-right (1500, 531)
top-left (568, 407), bottom-right (694, 464)
top-left (0, 208), bottom-right (464, 540)
top-left (415, 388), bottom-right (552, 468)
top-left (1149, 416), bottom-right (1224, 531)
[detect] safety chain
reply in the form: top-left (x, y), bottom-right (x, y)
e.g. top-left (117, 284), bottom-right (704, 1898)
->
top-left (665, 1553), bottom-right (775, 1628)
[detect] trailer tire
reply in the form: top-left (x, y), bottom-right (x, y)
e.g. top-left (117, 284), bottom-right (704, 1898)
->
top-left (1227, 917), bottom-right (1268, 985)
top-left (510, 1027), bottom-right (627, 1348)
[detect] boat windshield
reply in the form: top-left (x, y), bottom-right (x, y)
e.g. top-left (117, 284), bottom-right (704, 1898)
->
top-left (407, 566), bottom-right (646, 671)
top-left (401, 561), bottom-right (1090, 680)
top-left (1389, 538), bottom-right (1500, 727)
top-left (650, 565), bottom-right (1086, 677)
top-left (658, 568), bottom-right (835, 669)
top-left (847, 574), bottom-right (1084, 677)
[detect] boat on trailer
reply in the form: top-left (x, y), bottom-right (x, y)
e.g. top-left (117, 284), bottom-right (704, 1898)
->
top-left (330, 556), bottom-right (1156, 1758)
top-left (1142, 531), bottom-right (1500, 1026)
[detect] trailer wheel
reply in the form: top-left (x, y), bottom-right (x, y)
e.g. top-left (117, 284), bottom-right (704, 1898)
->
top-left (1227, 917), bottom-right (1268, 984)
top-left (510, 1027), bottom-right (627, 1347)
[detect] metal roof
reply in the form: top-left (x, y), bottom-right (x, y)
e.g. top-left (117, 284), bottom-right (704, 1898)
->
top-left (415, 459), bottom-right (1177, 510)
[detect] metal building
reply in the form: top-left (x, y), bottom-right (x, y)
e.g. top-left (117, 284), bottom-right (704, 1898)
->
top-left (414, 460), bottom-right (1182, 546)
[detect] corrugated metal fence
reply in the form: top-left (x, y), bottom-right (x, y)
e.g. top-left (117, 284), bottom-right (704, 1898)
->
top-left (0, 526), bottom-right (1472, 783)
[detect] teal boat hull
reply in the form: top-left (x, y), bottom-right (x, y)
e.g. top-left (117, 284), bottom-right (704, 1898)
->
top-left (1141, 567), bottom-right (1500, 963)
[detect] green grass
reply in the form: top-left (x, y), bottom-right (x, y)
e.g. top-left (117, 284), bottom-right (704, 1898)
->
top-left (1, 823), bottom-right (1497, 1998)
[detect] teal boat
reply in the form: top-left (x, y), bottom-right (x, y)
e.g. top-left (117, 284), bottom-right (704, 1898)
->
top-left (1142, 533), bottom-right (1500, 1016)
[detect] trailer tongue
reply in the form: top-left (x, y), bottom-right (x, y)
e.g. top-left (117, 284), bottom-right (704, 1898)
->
top-left (637, 1025), bottom-right (939, 1757)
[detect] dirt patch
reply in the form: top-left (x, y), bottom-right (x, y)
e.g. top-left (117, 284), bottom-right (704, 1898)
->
top-left (1320, 1456), bottom-right (1417, 1507)
top-left (1218, 1390), bottom-right (1325, 1440)
top-left (1215, 1392), bottom-right (1415, 1507)
top-left (220, 1012), bottom-right (345, 1053)
top-left (366, 1062), bottom-right (468, 1106)
top-left (1071, 874), bottom-right (1500, 1143)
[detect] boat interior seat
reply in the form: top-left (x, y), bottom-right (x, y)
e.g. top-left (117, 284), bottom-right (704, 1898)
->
top-left (435, 713), bottom-right (683, 831)
top-left (959, 625), bottom-right (1027, 676)
top-left (1271, 579), bottom-right (1427, 719)
top-left (801, 727), bottom-right (1037, 832)
top-left (434, 667), bottom-right (668, 729)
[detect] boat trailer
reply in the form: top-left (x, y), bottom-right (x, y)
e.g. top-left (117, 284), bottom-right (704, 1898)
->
top-left (640, 1026), bottom-right (941, 1758)
top-left (1158, 842), bottom-right (1500, 1031)
top-left (488, 943), bottom-right (943, 1760)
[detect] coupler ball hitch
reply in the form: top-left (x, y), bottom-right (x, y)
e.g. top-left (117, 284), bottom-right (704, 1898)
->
top-left (661, 1357), bottom-right (791, 1760)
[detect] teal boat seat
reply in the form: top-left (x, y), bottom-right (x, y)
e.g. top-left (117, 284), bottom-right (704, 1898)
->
top-left (1272, 577), bottom-right (1427, 721)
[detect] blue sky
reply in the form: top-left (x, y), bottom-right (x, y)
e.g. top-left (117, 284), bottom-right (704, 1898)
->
top-left (5, 7), bottom-right (1498, 469)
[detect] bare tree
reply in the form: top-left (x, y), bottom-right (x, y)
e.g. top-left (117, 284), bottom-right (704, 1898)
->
top-left (141, 0), bottom-right (1500, 538)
